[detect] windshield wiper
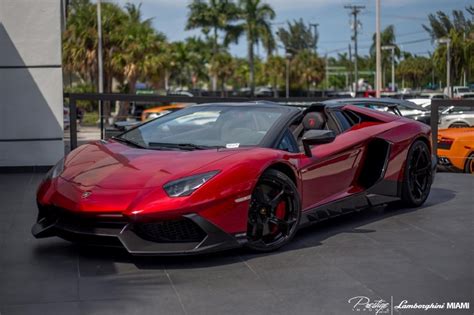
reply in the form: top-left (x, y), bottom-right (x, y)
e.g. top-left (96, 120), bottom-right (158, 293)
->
top-left (148, 142), bottom-right (222, 151)
top-left (113, 137), bottom-right (146, 149)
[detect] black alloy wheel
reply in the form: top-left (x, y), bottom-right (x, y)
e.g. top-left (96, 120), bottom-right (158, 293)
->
top-left (401, 140), bottom-right (433, 207)
top-left (246, 169), bottom-right (301, 252)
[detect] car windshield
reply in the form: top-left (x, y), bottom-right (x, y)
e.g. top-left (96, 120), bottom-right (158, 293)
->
top-left (456, 88), bottom-right (470, 93)
top-left (117, 105), bottom-right (285, 150)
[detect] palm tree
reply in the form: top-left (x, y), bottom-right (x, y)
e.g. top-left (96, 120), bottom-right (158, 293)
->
top-left (226, 0), bottom-right (276, 96)
top-left (186, 0), bottom-right (239, 91)
top-left (209, 52), bottom-right (236, 96)
top-left (263, 55), bottom-right (285, 97)
top-left (424, 9), bottom-right (473, 85)
top-left (108, 3), bottom-right (166, 120)
top-left (277, 19), bottom-right (317, 55)
top-left (292, 51), bottom-right (325, 95)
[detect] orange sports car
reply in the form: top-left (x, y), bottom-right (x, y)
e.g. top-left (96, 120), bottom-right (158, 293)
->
top-left (141, 104), bottom-right (189, 121)
top-left (437, 128), bottom-right (474, 173)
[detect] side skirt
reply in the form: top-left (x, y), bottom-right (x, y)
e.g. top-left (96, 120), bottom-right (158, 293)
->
top-left (299, 191), bottom-right (399, 227)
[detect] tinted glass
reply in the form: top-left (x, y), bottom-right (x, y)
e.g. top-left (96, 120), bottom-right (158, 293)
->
top-left (119, 105), bottom-right (284, 149)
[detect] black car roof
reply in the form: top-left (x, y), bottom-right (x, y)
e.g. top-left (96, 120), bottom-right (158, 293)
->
top-left (192, 101), bottom-right (302, 113)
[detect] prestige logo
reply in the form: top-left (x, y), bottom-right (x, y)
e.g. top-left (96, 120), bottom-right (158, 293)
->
top-left (348, 296), bottom-right (390, 314)
top-left (348, 296), bottom-right (470, 313)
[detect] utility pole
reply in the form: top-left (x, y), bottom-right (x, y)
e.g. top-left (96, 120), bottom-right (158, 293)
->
top-left (97, 0), bottom-right (104, 139)
top-left (375, 0), bottom-right (382, 97)
top-left (309, 23), bottom-right (319, 54)
top-left (344, 4), bottom-right (365, 95)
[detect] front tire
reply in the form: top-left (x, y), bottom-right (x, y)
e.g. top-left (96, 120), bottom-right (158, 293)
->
top-left (401, 140), bottom-right (433, 207)
top-left (246, 169), bottom-right (301, 252)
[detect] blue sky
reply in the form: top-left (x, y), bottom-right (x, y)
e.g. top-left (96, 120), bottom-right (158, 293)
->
top-left (114, 0), bottom-right (472, 58)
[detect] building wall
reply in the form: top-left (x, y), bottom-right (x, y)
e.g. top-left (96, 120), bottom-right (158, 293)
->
top-left (0, 0), bottom-right (64, 167)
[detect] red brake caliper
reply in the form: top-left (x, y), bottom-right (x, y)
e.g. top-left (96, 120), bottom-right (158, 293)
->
top-left (272, 201), bottom-right (286, 234)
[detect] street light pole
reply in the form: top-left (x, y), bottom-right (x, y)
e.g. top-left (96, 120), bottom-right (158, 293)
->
top-left (382, 45), bottom-right (395, 91)
top-left (437, 38), bottom-right (451, 98)
top-left (285, 52), bottom-right (291, 98)
top-left (375, 0), bottom-right (382, 97)
top-left (309, 23), bottom-right (319, 54)
top-left (97, 0), bottom-right (104, 139)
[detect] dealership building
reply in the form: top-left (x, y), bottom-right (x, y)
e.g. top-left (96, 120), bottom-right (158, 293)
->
top-left (0, 0), bottom-right (65, 168)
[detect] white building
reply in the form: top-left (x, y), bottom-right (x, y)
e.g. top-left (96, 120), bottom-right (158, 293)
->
top-left (0, 0), bottom-right (64, 168)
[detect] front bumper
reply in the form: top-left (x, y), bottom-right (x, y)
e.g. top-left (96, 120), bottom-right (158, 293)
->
top-left (32, 205), bottom-right (246, 256)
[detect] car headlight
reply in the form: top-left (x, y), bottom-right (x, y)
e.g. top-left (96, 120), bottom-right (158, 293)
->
top-left (45, 157), bottom-right (65, 180)
top-left (163, 171), bottom-right (219, 197)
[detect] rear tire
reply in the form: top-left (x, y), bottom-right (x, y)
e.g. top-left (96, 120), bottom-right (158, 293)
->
top-left (464, 153), bottom-right (474, 174)
top-left (246, 169), bottom-right (301, 252)
top-left (401, 140), bottom-right (433, 207)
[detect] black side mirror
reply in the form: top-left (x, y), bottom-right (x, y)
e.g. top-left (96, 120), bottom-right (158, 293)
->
top-left (302, 130), bottom-right (336, 157)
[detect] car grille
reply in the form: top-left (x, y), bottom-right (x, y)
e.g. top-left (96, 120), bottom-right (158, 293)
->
top-left (133, 219), bottom-right (206, 243)
top-left (38, 205), bottom-right (127, 229)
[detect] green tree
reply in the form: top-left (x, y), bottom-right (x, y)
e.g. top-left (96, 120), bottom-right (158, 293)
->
top-left (186, 0), bottom-right (239, 91)
top-left (263, 55), bottom-right (286, 97)
top-left (209, 52), bottom-right (236, 96)
top-left (397, 56), bottom-right (432, 89)
top-left (225, 0), bottom-right (276, 96)
top-left (423, 9), bottom-right (473, 84)
top-left (292, 51), bottom-right (325, 94)
top-left (277, 19), bottom-right (317, 55)
top-left (63, 0), bottom-right (127, 93)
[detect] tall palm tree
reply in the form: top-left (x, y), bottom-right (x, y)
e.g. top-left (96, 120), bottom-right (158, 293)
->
top-left (186, 0), bottom-right (239, 91)
top-left (226, 0), bottom-right (275, 96)
top-left (110, 3), bottom-right (166, 120)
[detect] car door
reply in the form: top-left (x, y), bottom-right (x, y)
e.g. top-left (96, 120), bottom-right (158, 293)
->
top-left (298, 109), bottom-right (367, 211)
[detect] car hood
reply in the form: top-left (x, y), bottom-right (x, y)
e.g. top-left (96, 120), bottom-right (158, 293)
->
top-left (60, 140), bottom-right (241, 190)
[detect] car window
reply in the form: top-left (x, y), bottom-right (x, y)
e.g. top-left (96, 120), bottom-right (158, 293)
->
top-left (119, 106), bottom-right (285, 149)
top-left (277, 130), bottom-right (298, 153)
top-left (332, 111), bottom-right (352, 132)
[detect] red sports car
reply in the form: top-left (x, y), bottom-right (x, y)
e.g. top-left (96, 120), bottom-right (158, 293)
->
top-left (33, 102), bottom-right (435, 255)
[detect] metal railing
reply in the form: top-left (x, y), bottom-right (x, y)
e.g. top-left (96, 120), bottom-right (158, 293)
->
top-left (65, 93), bottom-right (474, 153)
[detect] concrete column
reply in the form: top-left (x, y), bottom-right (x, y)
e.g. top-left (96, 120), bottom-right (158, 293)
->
top-left (0, 0), bottom-right (64, 167)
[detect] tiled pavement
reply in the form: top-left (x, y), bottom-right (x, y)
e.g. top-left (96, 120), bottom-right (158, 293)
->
top-left (0, 172), bottom-right (472, 315)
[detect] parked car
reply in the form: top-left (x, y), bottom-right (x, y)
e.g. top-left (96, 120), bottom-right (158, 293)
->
top-left (323, 98), bottom-right (430, 124)
top-left (439, 107), bottom-right (474, 129)
top-left (449, 86), bottom-right (473, 99)
top-left (437, 128), bottom-right (474, 173)
top-left (418, 92), bottom-right (447, 100)
top-left (32, 101), bottom-right (435, 255)
top-left (141, 104), bottom-right (189, 121)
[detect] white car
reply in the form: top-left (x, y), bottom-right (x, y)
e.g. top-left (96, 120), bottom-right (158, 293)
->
top-left (439, 107), bottom-right (474, 129)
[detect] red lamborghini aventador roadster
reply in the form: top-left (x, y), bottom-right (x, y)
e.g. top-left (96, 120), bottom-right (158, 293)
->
top-left (33, 101), bottom-right (436, 255)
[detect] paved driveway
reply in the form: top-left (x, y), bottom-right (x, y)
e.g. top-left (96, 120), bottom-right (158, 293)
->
top-left (0, 172), bottom-right (472, 315)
